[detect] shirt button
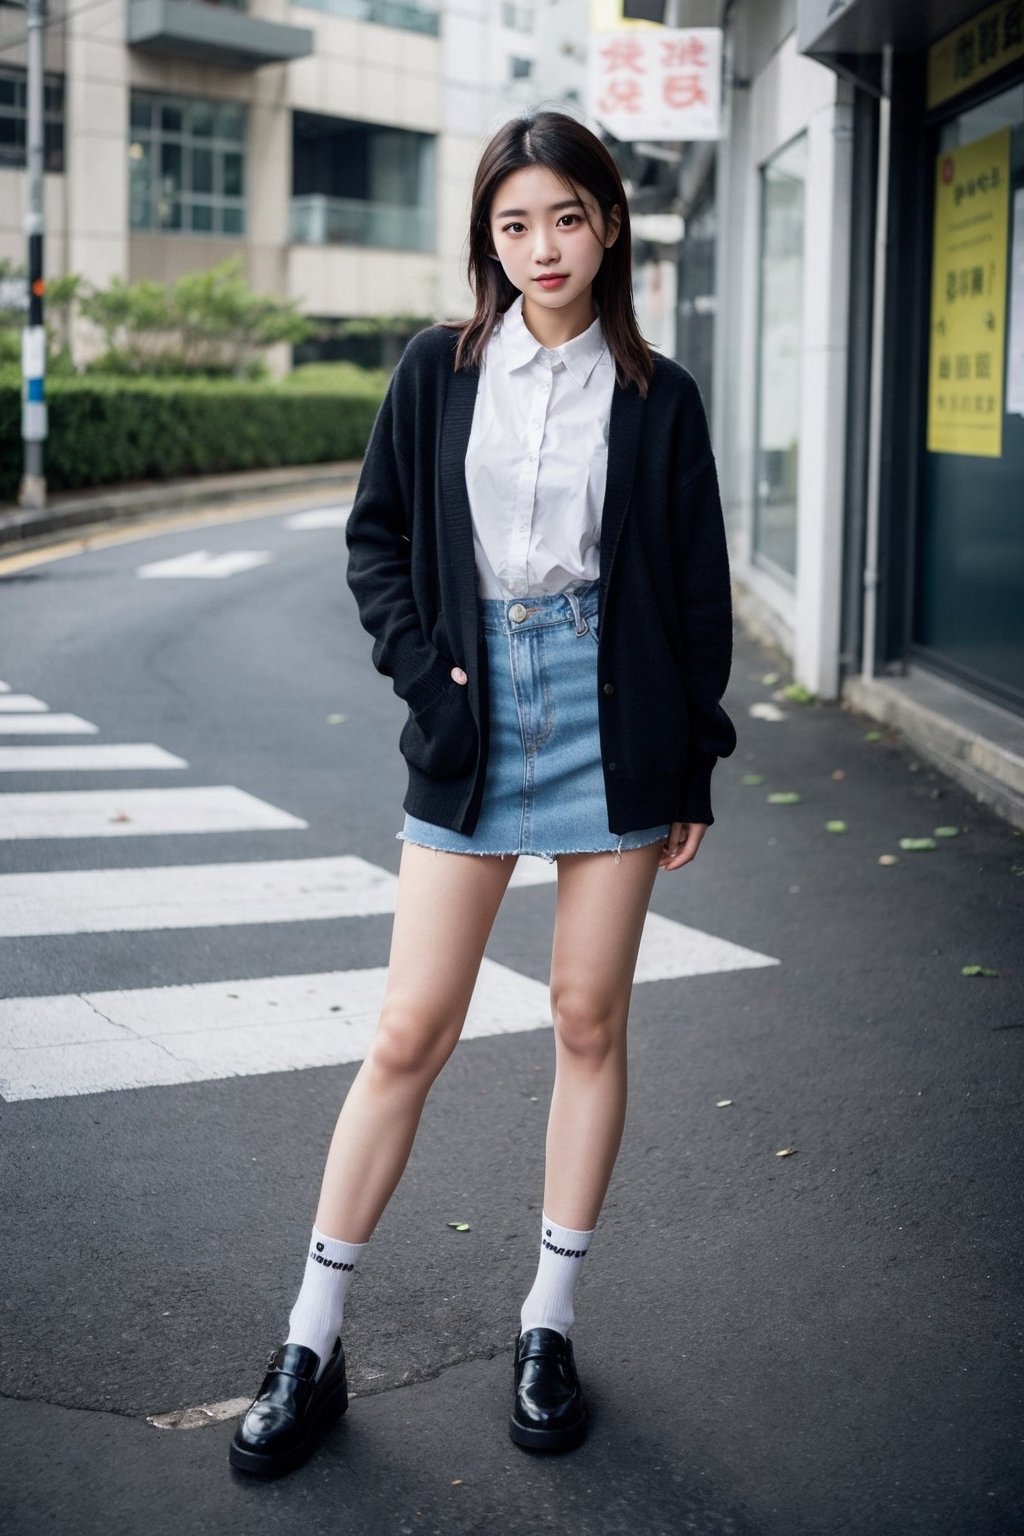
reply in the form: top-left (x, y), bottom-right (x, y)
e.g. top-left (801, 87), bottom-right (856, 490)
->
top-left (607, 762), bottom-right (618, 772)
top-left (509, 603), bottom-right (528, 623)
top-left (603, 682), bottom-right (615, 696)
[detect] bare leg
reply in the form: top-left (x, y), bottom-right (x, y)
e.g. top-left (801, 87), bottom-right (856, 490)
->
top-left (313, 843), bottom-right (518, 1241)
top-left (543, 843), bottom-right (661, 1230)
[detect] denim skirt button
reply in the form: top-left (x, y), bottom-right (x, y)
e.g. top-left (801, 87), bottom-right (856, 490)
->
top-left (509, 603), bottom-right (528, 623)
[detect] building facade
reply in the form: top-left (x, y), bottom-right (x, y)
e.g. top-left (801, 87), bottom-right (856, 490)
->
top-left (0, 0), bottom-right (588, 365)
top-left (715, 0), bottom-right (1024, 826)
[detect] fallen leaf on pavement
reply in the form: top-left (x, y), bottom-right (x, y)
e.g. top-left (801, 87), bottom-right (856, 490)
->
top-left (878, 854), bottom-right (899, 865)
top-left (447, 1222), bottom-right (471, 1232)
top-left (775, 1147), bottom-right (797, 1158)
top-left (863, 730), bottom-right (882, 742)
top-left (961, 965), bottom-right (998, 978)
top-left (831, 770), bottom-right (846, 780)
top-left (933, 826), bottom-right (960, 838)
top-left (749, 702), bottom-right (786, 722)
top-left (825, 820), bottom-right (848, 833)
top-left (781, 682), bottom-right (813, 704)
top-left (761, 671), bottom-right (780, 685)
top-left (740, 773), bottom-right (765, 785)
top-left (716, 1099), bottom-right (733, 1107)
top-left (767, 792), bottom-right (802, 804)
top-left (899, 838), bottom-right (937, 851)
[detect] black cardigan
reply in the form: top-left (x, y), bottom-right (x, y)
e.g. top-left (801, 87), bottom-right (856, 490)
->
top-left (345, 324), bottom-right (737, 835)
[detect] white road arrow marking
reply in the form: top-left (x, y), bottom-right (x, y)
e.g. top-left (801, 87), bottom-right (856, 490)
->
top-left (0, 694), bottom-right (49, 712)
top-left (284, 507), bottom-right (351, 530)
top-left (136, 550), bottom-right (274, 580)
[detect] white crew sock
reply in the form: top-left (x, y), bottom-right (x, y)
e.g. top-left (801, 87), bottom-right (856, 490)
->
top-left (285, 1225), bottom-right (367, 1377)
top-left (519, 1214), bottom-right (595, 1340)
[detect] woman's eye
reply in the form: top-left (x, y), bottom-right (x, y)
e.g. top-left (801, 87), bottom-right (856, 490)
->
top-left (558, 214), bottom-right (581, 227)
top-left (502, 222), bottom-right (526, 234)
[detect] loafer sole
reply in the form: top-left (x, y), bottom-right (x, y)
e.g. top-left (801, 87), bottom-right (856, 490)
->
top-left (228, 1372), bottom-right (349, 1478)
top-left (508, 1406), bottom-right (588, 1453)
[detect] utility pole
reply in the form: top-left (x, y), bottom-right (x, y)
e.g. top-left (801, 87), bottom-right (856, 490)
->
top-left (20, 0), bottom-right (47, 510)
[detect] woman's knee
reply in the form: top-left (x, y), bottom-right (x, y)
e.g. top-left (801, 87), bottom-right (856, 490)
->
top-left (367, 997), bottom-right (460, 1082)
top-left (550, 988), bottom-right (625, 1063)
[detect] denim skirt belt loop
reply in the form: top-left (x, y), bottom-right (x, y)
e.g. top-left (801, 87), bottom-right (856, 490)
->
top-left (399, 579), bottom-right (671, 863)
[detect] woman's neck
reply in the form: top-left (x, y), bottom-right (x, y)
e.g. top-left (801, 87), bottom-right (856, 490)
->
top-left (520, 290), bottom-right (597, 350)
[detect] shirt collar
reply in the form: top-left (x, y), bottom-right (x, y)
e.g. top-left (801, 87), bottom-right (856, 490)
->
top-left (498, 294), bottom-right (608, 388)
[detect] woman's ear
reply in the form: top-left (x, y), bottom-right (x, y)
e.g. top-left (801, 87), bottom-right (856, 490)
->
top-left (604, 204), bottom-right (622, 248)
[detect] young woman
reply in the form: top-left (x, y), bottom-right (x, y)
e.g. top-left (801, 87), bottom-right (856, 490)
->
top-left (229, 109), bottom-right (736, 1476)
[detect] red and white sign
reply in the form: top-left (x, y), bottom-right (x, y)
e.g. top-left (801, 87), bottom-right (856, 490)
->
top-left (587, 27), bottom-right (722, 142)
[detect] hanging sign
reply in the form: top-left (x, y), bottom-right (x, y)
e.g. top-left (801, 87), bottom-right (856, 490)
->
top-left (928, 0), bottom-right (1024, 109)
top-left (587, 27), bottom-right (723, 142)
top-left (927, 128), bottom-right (1010, 458)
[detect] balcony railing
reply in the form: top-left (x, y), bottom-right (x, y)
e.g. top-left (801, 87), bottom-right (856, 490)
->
top-left (291, 0), bottom-right (439, 37)
top-left (291, 194), bottom-right (434, 254)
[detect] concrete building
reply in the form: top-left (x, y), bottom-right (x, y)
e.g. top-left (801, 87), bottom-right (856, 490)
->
top-left (0, 0), bottom-right (587, 364)
top-left (714, 0), bottom-right (1024, 827)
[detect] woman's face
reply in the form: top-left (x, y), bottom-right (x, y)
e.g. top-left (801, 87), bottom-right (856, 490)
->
top-left (488, 164), bottom-right (620, 319)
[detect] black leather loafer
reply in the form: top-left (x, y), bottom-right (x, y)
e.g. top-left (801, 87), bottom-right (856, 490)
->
top-left (228, 1338), bottom-right (348, 1477)
top-left (509, 1327), bottom-right (588, 1452)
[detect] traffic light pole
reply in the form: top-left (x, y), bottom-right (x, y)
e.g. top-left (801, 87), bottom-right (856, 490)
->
top-left (20, 0), bottom-right (47, 510)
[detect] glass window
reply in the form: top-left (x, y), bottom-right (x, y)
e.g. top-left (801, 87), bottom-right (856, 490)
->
top-left (753, 132), bottom-right (806, 581)
top-left (510, 56), bottom-right (533, 79)
top-left (0, 65), bottom-right (64, 172)
top-left (289, 0), bottom-right (440, 38)
top-left (129, 90), bottom-right (247, 238)
top-left (916, 81), bottom-right (1024, 708)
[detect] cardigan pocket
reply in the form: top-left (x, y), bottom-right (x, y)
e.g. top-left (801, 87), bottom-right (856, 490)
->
top-left (399, 682), bottom-right (477, 779)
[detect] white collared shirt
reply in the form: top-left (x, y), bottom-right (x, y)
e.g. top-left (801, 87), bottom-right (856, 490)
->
top-left (464, 294), bottom-right (615, 599)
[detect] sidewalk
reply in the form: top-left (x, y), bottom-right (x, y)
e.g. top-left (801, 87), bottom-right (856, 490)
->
top-left (0, 461), bottom-right (363, 551)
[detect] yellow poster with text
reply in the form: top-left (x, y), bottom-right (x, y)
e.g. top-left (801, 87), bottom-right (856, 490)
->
top-left (927, 128), bottom-right (1009, 458)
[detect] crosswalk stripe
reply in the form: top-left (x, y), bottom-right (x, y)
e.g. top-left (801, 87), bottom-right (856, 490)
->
top-left (137, 550), bottom-right (273, 579)
top-left (0, 960), bottom-right (553, 1100)
top-left (0, 694), bottom-right (48, 712)
top-left (0, 856), bottom-right (393, 935)
top-left (0, 744), bottom-right (188, 772)
top-left (0, 786), bottom-right (307, 841)
top-left (0, 714), bottom-right (98, 735)
top-left (284, 507), bottom-right (351, 529)
top-left (0, 680), bottom-right (10, 692)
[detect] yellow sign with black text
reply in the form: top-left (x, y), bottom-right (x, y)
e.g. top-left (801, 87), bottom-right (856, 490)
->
top-left (928, 0), bottom-right (1024, 108)
top-left (927, 128), bottom-right (1010, 458)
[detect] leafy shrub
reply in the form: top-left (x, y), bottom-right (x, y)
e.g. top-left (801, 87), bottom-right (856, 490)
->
top-left (0, 370), bottom-right (385, 503)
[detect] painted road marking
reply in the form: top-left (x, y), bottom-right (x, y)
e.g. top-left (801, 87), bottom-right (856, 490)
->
top-left (284, 507), bottom-right (351, 530)
top-left (0, 743), bottom-right (187, 772)
top-left (0, 786), bottom-right (307, 841)
top-left (0, 960), bottom-right (553, 1100)
top-left (0, 694), bottom-right (49, 712)
top-left (0, 856), bottom-right (396, 936)
top-left (0, 714), bottom-right (98, 735)
top-left (0, 680), bottom-right (9, 691)
top-left (136, 550), bottom-right (274, 580)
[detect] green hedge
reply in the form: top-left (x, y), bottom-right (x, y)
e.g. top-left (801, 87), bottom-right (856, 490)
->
top-left (0, 370), bottom-right (386, 503)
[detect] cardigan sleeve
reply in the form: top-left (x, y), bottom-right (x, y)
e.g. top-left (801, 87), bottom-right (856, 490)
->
top-left (345, 360), bottom-right (454, 718)
top-left (674, 443), bottom-right (738, 825)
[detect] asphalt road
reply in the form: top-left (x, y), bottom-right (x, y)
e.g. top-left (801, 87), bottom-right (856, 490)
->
top-left (1, 495), bottom-right (1022, 1536)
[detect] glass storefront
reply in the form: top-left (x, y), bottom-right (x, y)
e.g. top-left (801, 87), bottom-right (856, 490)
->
top-left (753, 132), bottom-right (806, 580)
top-left (916, 80), bottom-right (1024, 709)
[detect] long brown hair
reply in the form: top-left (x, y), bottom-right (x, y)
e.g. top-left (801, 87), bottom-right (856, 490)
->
top-left (453, 111), bottom-right (654, 397)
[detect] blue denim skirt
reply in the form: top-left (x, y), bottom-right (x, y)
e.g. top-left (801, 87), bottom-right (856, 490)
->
top-left (399, 581), bottom-right (671, 863)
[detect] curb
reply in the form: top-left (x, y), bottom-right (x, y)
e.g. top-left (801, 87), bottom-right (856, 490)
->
top-left (0, 461), bottom-right (363, 552)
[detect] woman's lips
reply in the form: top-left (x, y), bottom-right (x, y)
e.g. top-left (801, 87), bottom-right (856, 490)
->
top-left (535, 275), bottom-right (568, 289)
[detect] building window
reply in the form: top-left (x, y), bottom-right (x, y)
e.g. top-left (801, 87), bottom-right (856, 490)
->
top-left (510, 56), bottom-right (533, 80)
top-left (753, 132), bottom-right (806, 580)
top-left (291, 113), bottom-right (436, 253)
top-left (129, 92), bottom-right (246, 236)
top-left (502, 3), bottom-right (534, 30)
top-left (290, 0), bottom-right (439, 38)
top-left (0, 67), bottom-right (64, 172)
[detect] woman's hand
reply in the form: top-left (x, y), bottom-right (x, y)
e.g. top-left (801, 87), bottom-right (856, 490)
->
top-left (658, 820), bottom-right (707, 871)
